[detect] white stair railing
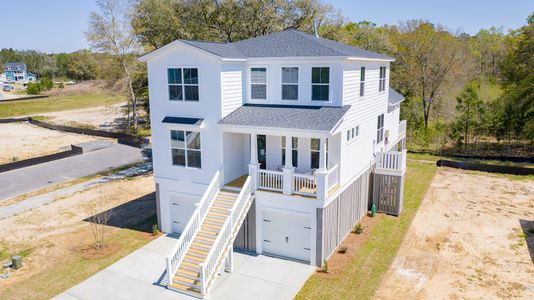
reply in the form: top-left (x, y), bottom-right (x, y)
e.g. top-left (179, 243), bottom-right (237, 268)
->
top-left (199, 176), bottom-right (253, 295)
top-left (166, 171), bottom-right (221, 285)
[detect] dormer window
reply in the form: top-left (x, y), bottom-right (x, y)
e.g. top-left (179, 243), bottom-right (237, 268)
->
top-left (168, 68), bottom-right (199, 101)
top-left (281, 67), bottom-right (298, 100)
top-left (312, 67), bottom-right (329, 101)
top-left (379, 66), bottom-right (386, 92)
top-left (251, 67), bottom-right (267, 100)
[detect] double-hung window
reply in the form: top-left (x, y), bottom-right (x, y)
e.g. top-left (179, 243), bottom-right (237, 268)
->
top-left (281, 67), bottom-right (298, 100)
top-left (360, 67), bottom-right (365, 96)
top-left (310, 138), bottom-right (328, 169)
top-left (168, 68), bottom-right (199, 101)
top-left (251, 67), bottom-right (267, 100)
top-left (379, 66), bottom-right (386, 92)
top-left (377, 114), bottom-right (385, 143)
top-left (281, 137), bottom-right (298, 167)
top-left (170, 130), bottom-right (202, 168)
top-left (312, 67), bottom-right (329, 101)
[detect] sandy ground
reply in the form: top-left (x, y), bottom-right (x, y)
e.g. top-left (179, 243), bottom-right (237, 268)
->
top-left (0, 175), bottom-right (156, 288)
top-left (0, 123), bottom-right (112, 164)
top-left (374, 168), bottom-right (534, 300)
top-left (38, 102), bottom-right (127, 131)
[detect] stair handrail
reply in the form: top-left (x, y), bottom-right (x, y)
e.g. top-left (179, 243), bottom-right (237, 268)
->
top-left (199, 176), bottom-right (253, 295)
top-left (165, 170), bottom-right (221, 285)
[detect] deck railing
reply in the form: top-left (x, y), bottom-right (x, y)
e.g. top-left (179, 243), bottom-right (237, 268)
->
top-left (293, 173), bottom-right (317, 196)
top-left (165, 171), bottom-right (221, 285)
top-left (326, 164), bottom-right (339, 192)
top-left (375, 150), bottom-right (406, 175)
top-left (257, 169), bottom-right (283, 192)
top-left (199, 176), bottom-right (253, 295)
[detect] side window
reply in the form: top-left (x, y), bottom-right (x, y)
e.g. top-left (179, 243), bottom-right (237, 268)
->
top-left (346, 125), bottom-right (359, 142)
top-left (311, 67), bottom-right (329, 101)
top-left (251, 67), bottom-right (267, 100)
top-left (168, 68), bottom-right (199, 101)
top-left (281, 67), bottom-right (298, 100)
top-left (379, 66), bottom-right (386, 92)
top-left (170, 130), bottom-right (202, 168)
top-left (377, 114), bottom-right (384, 143)
top-left (360, 67), bottom-right (365, 97)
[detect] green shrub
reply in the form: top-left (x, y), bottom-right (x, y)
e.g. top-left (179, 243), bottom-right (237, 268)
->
top-left (57, 82), bottom-right (64, 89)
top-left (319, 259), bottom-right (329, 273)
top-left (40, 77), bottom-right (54, 91)
top-left (26, 82), bottom-right (43, 95)
top-left (337, 246), bottom-right (348, 254)
top-left (152, 224), bottom-right (159, 235)
top-left (352, 223), bottom-right (364, 234)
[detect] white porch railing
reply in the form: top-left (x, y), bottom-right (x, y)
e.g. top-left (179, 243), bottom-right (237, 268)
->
top-left (293, 173), bottom-right (317, 197)
top-left (165, 171), bottom-right (221, 285)
top-left (257, 169), bottom-right (283, 192)
top-left (325, 164), bottom-right (339, 192)
top-left (199, 176), bottom-right (253, 295)
top-left (399, 120), bottom-right (407, 138)
top-left (375, 149), bottom-right (407, 175)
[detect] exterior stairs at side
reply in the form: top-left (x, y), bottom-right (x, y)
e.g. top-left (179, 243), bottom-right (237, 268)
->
top-left (168, 190), bottom-right (240, 297)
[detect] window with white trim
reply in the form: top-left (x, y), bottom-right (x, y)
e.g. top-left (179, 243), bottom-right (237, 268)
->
top-left (170, 130), bottom-right (202, 168)
top-left (251, 67), bottom-right (267, 100)
top-left (377, 114), bottom-right (384, 143)
top-left (281, 67), bottom-right (298, 100)
top-left (360, 66), bottom-right (365, 96)
top-left (346, 125), bottom-right (359, 142)
top-left (311, 67), bottom-right (329, 101)
top-left (379, 66), bottom-right (386, 92)
top-left (310, 138), bottom-right (328, 169)
top-left (168, 68), bottom-right (199, 101)
top-left (281, 137), bottom-right (298, 167)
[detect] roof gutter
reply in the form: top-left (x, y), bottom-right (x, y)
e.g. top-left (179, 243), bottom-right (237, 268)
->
top-left (347, 56), bottom-right (395, 62)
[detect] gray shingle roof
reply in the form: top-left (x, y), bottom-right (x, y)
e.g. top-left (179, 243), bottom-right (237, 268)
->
top-left (5, 63), bottom-right (26, 71)
top-left (218, 104), bottom-right (351, 132)
top-left (388, 88), bottom-right (405, 106)
top-left (179, 29), bottom-right (393, 60)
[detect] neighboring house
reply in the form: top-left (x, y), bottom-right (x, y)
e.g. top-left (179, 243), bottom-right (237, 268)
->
top-left (3, 63), bottom-right (36, 83)
top-left (140, 29), bottom-right (407, 297)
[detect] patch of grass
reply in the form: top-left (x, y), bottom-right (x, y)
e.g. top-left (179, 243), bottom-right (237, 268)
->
top-left (0, 94), bottom-right (124, 118)
top-left (0, 214), bottom-right (157, 300)
top-left (0, 242), bottom-right (33, 261)
top-left (296, 160), bottom-right (437, 300)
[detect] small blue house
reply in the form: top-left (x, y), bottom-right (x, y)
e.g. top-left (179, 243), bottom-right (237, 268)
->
top-left (4, 63), bottom-right (36, 83)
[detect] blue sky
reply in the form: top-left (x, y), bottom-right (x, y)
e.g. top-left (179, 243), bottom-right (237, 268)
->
top-left (2, 0), bottom-right (532, 53)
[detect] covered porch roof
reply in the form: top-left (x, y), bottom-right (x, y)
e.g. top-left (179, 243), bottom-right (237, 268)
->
top-left (218, 104), bottom-right (350, 136)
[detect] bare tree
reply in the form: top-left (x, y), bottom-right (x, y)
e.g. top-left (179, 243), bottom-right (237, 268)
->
top-left (87, 192), bottom-right (112, 250)
top-left (86, 0), bottom-right (140, 132)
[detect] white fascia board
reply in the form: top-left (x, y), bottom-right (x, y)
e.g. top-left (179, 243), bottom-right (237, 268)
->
top-left (219, 124), bottom-right (330, 138)
top-left (347, 56), bottom-right (395, 62)
top-left (222, 58), bottom-right (247, 62)
top-left (246, 56), bottom-right (349, 63)
top-left (139, 40), bottom-right (225, 62)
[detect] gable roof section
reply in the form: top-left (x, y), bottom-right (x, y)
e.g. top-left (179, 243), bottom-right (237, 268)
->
top-left (218, 104), bottom-right (351, 132)
top-left (388, 88), bottom-right (405, 106)
top-left (140, 29), bottom-right (393, 61)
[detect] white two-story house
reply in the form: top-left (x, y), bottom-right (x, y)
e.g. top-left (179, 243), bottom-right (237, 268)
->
top-left (140, 29), bottom-right (407, 297)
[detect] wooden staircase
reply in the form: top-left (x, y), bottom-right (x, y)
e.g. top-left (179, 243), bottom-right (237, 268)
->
top-left (168, 190), bottom-right (240, 297)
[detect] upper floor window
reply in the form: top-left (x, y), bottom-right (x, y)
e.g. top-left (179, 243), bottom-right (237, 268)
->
top-left (310, 138), bottom-right (328, 169)
top-left (377, 114), bottom-right (384, 143)
top-left (281, 67), bottom-right (298, 100)
top-left (251, 67), bottom-right (267, 100)
top-left (170, 130), bottom-right (202, 168)
top-left (347, 125), bottom-right (359, 142)
top-left (312, 67), bottom-right (329, 101)
top-left (168, 68), bottom-right (199, 101)
top-left (379, 66), bottom-right (386, 92)
top-left (360, 67), bottom-right (365, 96)
top-left (281, 137), bottom-right (298, 167)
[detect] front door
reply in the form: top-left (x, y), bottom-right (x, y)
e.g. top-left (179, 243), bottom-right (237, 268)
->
top-left (257, 135), bottom-right (266, 169)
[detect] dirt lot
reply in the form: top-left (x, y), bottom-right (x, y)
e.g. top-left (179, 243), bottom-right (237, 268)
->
top-left (374, 168), bottom-right (534, 300)
top-left (38, 102), bottom-right (127, 131)
top-left (0, 123), bottom-right (112, 164)
top-left (0, 174), bottom-right (156, 293)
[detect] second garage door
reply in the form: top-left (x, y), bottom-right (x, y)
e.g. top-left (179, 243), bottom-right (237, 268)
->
top-left (262, 210), bottom-right (311, 262)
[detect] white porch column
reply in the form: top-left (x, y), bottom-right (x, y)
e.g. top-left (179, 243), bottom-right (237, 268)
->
top-left (248, 133), bottom-right (259, 190)
top-left (316, 137), bottom-right (328, 200)
top-left (282, 135), bottom-right (294, 195)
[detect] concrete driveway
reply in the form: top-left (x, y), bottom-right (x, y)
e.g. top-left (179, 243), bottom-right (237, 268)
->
top-left (0, 144), bottom-right (144, 200)
top-left (55, 235), bottom-right (315, 300)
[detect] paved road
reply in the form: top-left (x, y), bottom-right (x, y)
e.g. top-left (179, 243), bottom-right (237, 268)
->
top-left (0, 144), bottom-right (144, 200)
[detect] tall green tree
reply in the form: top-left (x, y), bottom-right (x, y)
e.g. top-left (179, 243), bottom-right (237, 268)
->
top-left (453, 81), bottom-right (484, 149)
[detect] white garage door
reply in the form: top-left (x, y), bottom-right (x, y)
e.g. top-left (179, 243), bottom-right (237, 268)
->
top-left (262, 210), bottom-right (311, 262)
top-left (169, 194), bottom-right (198, 233)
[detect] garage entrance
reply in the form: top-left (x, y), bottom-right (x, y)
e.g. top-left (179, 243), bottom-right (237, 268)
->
top-left (169, 194), bottom-right (198, 233)
top-left (261, 210), bottom-right (311, 263)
